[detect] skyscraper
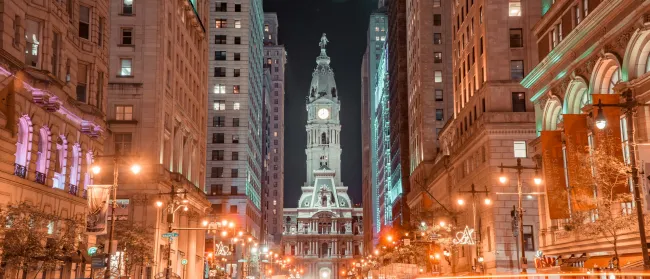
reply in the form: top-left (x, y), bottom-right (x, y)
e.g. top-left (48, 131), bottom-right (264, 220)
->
top-left (105, 0), bottom-right (210, 277)
top-left (282, 34), bottom-right (363, 279)
top-left (262, 13), bottom-right (287, 246)
top-left (207, 0), bottom-right (265, 275)
top-left (406, 0), bottom-right (454, 189)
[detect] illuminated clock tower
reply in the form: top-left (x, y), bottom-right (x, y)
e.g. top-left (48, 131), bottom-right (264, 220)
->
top-left (305, 33), bottom-right (342, 187)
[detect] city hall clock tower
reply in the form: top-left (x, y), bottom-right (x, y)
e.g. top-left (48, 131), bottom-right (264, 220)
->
top-left (305, 33), bottom-right (343, 187)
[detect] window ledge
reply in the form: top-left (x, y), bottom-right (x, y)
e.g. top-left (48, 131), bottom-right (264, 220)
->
top-left (116, 75), bottom-right (134, 78)
top-left (107, 119), bottom-right (138, 125)
top-left (118, 44), bottom-right (135, 47)
top-left (118, 13), bottom-right (135, 16)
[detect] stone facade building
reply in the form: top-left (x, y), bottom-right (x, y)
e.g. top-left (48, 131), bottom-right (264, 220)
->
top-left (104, 0), bottom-right (211, 278)
top-left (407, 0), bottom-right (542, 274)
top-left (522, 0), bottom-right (650, 270)
top-left (262, 13), bottom-right (286, 245)
top-left (282, 35), bottom-right (363, 279)
top-left (405, 0), bottom-right (454, 191)
top-left (0, 0), bottom-right (108, 278)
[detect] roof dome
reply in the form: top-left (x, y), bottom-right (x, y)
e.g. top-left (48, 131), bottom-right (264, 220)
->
top-left (308, 33), bottom-right (338, 101)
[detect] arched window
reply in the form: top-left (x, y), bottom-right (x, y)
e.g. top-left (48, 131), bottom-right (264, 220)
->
top-left (35, 127), bottom-right (50, 184)
top-left (70, 144), bottom-right (81, 193)
top-left (83, 151), bottom-right (94, 197)
top-left (320, 243), bottom-right (328, 258)
top-left (608, 67), bottom-right (621, 93)
top-left (52, 136), bottom-right (67, 190)
top-left (321, 133), bottom-right (327, 144)
top-left (14, 116), bottom-right (32, 178)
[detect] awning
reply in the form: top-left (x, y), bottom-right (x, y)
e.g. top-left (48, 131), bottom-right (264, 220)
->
top-left (584, 255), bottom-right (612, 269)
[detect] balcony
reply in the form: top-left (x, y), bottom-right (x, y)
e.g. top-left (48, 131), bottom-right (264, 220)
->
top-left (35, 171), bottom-right (46, 185)
top-left (14, 164), bottom-right (26, 179)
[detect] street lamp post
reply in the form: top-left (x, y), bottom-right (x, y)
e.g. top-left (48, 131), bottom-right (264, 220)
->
top-left (593, 90), bottom-right (650, 269)
top-left (92, 155), bottom-right (141, 279)
top-left (457, 184), bottom-right (490, 273)
top-left (155, 185), bottom-right (191, 279)
top-left (498, 158), bottom-right (541, 274)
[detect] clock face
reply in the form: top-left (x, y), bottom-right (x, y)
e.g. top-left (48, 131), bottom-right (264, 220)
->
top-left (318, 108), bottom-right (330, 119)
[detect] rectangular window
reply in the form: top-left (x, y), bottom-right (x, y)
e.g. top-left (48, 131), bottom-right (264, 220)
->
top-left (213, 84), bottom-right (226, 94)
top-left (433, 0), bottom-right (441, 7)
top-left (79, 5), bottom-right (90, 39)
top-left (234, 20), bottom-right (241, 28)
top-left (211, 204), bottom-right (222, 213)
top-left (233, 103), bottom-right (240, 110)
top-left (232, 135), bottom-right (239, 143)
top-left (214, 67), bottom-right (226, 77)
top-left (120, 58), bottom-right (132, 76)
top-left (574, 5), bottom-right (582, 25)
top-left (213, 116), bottom-right (225, 127)
top-left (98, 17), bottom-right (105, 46)
top-left (235, 4), bottom-right (241, 12)
top-left (234, 53), bottom-right (241, 61)
top-left (512, 92), bottom-right (526, 112)
top-left (121, 28), bottom-right (133, 45)
top-left (76, 63), bottom-right (88, 102)
top-left (211, 167), bottom-right (223, 178)
top-left (523, 225), bottom-right (535, 251)
top-left (233, 118), bottom-right (240, 127)
top-left (215, 35), bottom-right (227, 44)
top-left (215, 19), bottom-right (227, 28)
top-left (234, 37), bottom-right (241, 44)
top-left (479, 6), bottom-right (483, 24)
top-left (122, 0), bottom-right (133, 14)
top-left (509, 0), bottom-right (521, 16)
top-left (434, 71), bottom-right (442, 83)
top-left (433, 33), bottom-right (442, 44)
top-left (215, 2), bottom-right (227, 12)
top-left (231, 169), bottom-right (238, 178)
top-left (435, 89), bottom-right (443, 101)
top-left (230, 205), bottom-right (237, 213)
top-left (96, 71), bottom-right (104, 108)
top-left (115, 105), bottom-right (133, 120)
top-left (509, 28), bottom-right (523, 48)
top-left (233, 85), bottom-right (240, 94)
top-left (51, 31), bottom-right (61, 77)
top-left (25, 19), bottom-right (41, 67)
top-left (213, 100), bottom-right (226, 111)
top-left (510, 60), bottom-right (524, 80)
top-left (209, 184), bottom-right (223, 195)
top-left (212, 133), bottom-right (224, 143)
top-left (513, 141), bottom-right (527, 158)
top-left (212, 150), bottom-right (224, 161)
top-left (433, 14), bottom-right (441, 26)
top-left (232, 152), bottom-right (239, 160)
top-left (583, 0), bottom-right (589, 17)
top-left (436, 109), bottom-right (444, 121)
top-left (234, 69), bottom-right (240, 77)
top-left (215, 51), bottom-right (226, 60)
top-left (434, 52), bottom-right (442, 63)
top-left (231, 186), bottom-right (238, 194)
top-left (114, 133), bottom-right (133, 154)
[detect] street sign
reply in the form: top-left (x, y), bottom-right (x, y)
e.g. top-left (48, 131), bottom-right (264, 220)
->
top-left (181, 259), bottom-right (188, 265)
top-left (87, 246), bottom-right (98, 256)
top-left (91, 256), bottom-right (105, 268)
top-left (162, 232), bottom-right (179, 238)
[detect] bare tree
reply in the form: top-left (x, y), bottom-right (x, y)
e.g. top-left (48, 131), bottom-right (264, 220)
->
top-left (570, 139), bottom-right (647, 270)
top-left (96, 222), bottom-right (153, 279)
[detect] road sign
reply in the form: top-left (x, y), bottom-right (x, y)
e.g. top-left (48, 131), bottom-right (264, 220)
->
top-left (91, 256), bottom-right (105, 268)
top-left (181, 259), bottom-right (188, 265)
top-left (162, 232), bottom-right (179, 238)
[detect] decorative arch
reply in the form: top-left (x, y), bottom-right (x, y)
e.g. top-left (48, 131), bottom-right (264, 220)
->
top-left (590, 53), bottom-right (622, 95)
top-left (542, 97), bottom-right (563, 131)
top-left (70, 143), bottom-right (81, 188)
top-left (52, 135), bottom-right (68, 190)
top-left (15, 115), bottom-right (33, 176)
top-left (622, 28), bottom-right (650, 80)
top-left (35, 126), bottom-right (51, 184)
top-left (563, 77), bottom-right (590, 114)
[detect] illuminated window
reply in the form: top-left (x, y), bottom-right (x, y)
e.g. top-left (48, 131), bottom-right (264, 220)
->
top-left (509, 0), bottom-right (521, 16)
top-left (115, 105), bottom-right (133, 120)
top-left (273, 132), bottom-right (278, 137)
top-left (123, 0), bottom-right (133, 14)
top-left (234, 20), bottom-right (241, 28)
top-left (213, 100), bottom-right (225, 111)
top-left (120, 58), bottom-right (132, 76)
top-left (215, 19), bottom-right (227, 28)
top-left (233, 102), bottom-right (240, 110)
top-left (264, 24), bottom-right (269, 32)
top-left (233, 85), bottom-right (240, 94)
top-left (24, 19), bottom-right (41, 67)
top-left (434, 71), bottom-right (443, 83)
top-left (214, 84), bottom-right (226, 94)
top-left (513, 141), bottom-right (527, 158)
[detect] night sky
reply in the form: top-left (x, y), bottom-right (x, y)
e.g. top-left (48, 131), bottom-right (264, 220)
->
top-left (262, 0), bottom-right (377, 208)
